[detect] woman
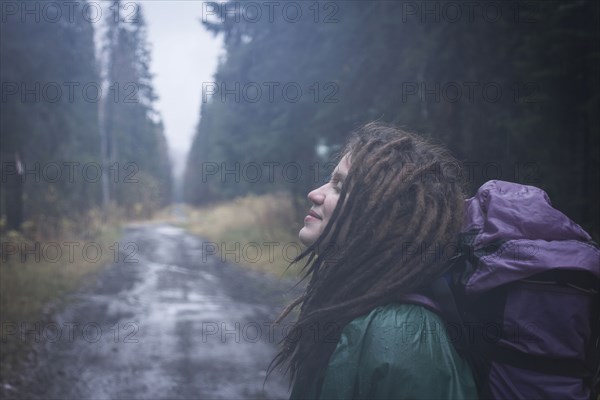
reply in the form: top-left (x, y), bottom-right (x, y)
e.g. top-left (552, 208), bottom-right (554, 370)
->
top-left (269, 122), bottom-right (477, 399)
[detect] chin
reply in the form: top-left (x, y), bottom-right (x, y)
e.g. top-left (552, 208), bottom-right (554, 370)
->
top-left (299, 227), bottom-right (317, 247)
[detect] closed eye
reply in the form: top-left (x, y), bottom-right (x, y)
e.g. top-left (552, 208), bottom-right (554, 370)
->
top-left (329, 176), bottom-right (343, 192)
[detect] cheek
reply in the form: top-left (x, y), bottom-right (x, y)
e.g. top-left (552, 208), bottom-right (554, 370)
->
top-left (324, 197), bottom-right (340, 220)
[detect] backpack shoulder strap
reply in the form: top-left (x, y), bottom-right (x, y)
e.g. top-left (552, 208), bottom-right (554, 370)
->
top-left (398, 269), bottom-right (488, 393)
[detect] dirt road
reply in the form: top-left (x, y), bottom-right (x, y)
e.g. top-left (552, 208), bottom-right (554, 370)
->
top-left (6, 223), bottom-right (296, 399)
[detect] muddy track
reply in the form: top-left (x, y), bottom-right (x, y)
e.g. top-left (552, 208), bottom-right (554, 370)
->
top-left (4, 223), bottom-right (300, 399)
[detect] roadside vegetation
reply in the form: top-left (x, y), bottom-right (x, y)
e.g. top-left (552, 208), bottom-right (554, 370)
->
top-left (0, 209), bottom-right (122, 388)
top-left (180, 192), bottom-right (305, 278)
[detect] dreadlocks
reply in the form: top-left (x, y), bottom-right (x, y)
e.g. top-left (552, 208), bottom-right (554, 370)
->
top-left (268, 122), bottom-right (466, 387)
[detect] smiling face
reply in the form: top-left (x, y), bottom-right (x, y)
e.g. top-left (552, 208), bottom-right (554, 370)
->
top-left (299, 154), bottom-right (350, 247)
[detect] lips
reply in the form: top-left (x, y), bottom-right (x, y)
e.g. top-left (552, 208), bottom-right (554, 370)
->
top-left (308, 210), bottom-right (322, 220)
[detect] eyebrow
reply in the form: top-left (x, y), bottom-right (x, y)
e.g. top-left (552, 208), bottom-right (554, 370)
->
top-left (331, 170), bottom-right (346, 181)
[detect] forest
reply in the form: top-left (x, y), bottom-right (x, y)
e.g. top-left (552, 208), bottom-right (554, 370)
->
top-left (1, 0), bottom-right (172, 237)
top-left (0, 0), bottom-right (598, 238)
top-left (183, 0), bottom-right (599, 239)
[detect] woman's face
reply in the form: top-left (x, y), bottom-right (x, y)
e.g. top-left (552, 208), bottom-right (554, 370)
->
top-left (299, 154), bottom-right (350, 246)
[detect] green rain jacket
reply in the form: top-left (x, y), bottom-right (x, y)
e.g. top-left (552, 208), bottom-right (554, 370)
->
top-left (290, 303), bottom-right (477, 400)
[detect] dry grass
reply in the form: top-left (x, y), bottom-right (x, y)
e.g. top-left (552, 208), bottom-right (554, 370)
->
top-left (181, 192), bottom-right (305, 277)
top-left (0, 228), bottom-right (119, 323)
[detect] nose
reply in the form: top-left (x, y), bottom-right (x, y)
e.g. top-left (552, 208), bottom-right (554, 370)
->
top-left (307, 185), bottom-right (325, 205)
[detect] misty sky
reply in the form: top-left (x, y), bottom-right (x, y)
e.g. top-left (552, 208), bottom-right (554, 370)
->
top-left (141, 1), bottom-right (223, 179)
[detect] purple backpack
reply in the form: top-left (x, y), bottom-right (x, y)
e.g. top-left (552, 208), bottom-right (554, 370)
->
top-left (405, 180), bottom-right (600, 399)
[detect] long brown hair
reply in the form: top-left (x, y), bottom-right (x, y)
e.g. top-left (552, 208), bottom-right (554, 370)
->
top-left (269, 122), bottom-right (466, 387)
